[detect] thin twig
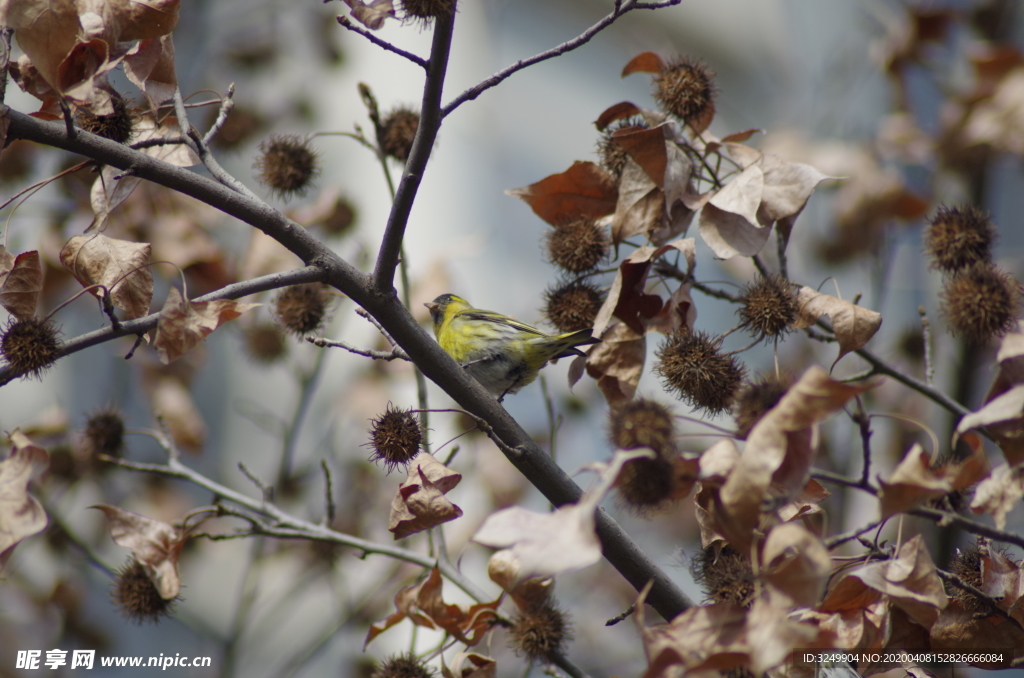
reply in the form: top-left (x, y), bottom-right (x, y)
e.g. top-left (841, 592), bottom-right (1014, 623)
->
top-left (853, 396), bottom-right (872, 487)
top-left (278, 345), bottom-right (328, 482)
top-left (203, 83), bottom-right (235, 147)
top-left (0, 26), bottom-right (13, 106)
top-left (129, 136), bottom-right (188, 150)
top-left (335, 15), bottom-right (428, 68)
top-left (321, 460), bottom-right (336, 523)
top-left (441, 0), bottom-right (682, 117)
top-left (824, 519), bottom-right (884, 549)
top-left (238, 462), bottom-right (273, 501)
top-left (919, 305), bottom-right (934, 386)
top-left (307, 336), bottom-right (410, 360)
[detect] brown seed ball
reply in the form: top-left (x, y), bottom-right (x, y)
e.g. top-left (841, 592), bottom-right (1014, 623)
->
top-left (925, 204), bottom-right (995, 273)
top-left (655, 331), bottom-right (744, 415)
top-left (736, 275), bottom-right (797, 342)
top-left (733, 373), bottom-right (791, 439)
top-left (400, 0), bottom-right (454, 22)
top-left (615, 455), bottom-right (676, 515)
top-left (508, 602), bottom-right (572, 662)
top-left (1, 316), bottom-right (62, 380)
top-left (274, 284), bottom-right (332, 336)
top-left (691, 544), bottom-right (755, 607)
top-left (946, 545), bottom-right (986, 609)
top-left (77, 95), bottom-right (135, 144)
top-left (254, 134), bottom-right (320, 199)
top-left (244, 324), bottom-right (288, 364)
top-left (941, 263), bottom-right (1020, 343)
top-left (653, 57), bottom-right (716, 128)
top-left (545, 219), bottom-right (610, 273)
top-left (372, 653), bottom-right (435, 678)
top-left (367, 404), bottom-right (422, 473)
top-left (597, 118), bottom-right (648, 180)
top-left (112, 558), bottom-right (177, 624)
top-left (609, 398), bottom-right (675, 455)
top-left (544, 281), bottom-right (604, 333)
top-left (380, 107), bottom-right (420, 162)
top-left (84, 409), bottom-right (126, 458)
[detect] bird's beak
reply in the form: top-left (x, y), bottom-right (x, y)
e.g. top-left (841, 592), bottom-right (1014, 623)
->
top-left (425, 302), bottom-right (438, 311)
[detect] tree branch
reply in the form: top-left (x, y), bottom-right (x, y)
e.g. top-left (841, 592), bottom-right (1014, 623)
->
top-left (0, 265), bottom-right (325, 385)
top-left (371, 8), bottom-right (455, 291)
top-left (335, 15), bottom-right (428, 68)
top-left (441, 0), bottom-right (682, 118)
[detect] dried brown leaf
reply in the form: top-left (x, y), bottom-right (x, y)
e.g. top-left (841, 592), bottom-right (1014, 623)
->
top-left (124, 35), bottom-right (177, 108)
top-left (969, 463), bottom-right (1024, 529)
top-left (59, 233), bottom-right (153, 320)
top-left (761, 522), bottom-right (831, 608)
top-left (793, 287), bottom-right (882, 366)
top-left (443, 653), bottom-right (496, 678)
top-left (5, 1), bottom-right (79, 98)
top-left (878, 443), bottom-right (989, 519)
top-left (849, 534), bottom-right (948, 628)
top-left (344, 0), bottom-right (395, 29)
top-left (698, 164), bottom-right (769, 258)
top-left (611, 158), bottom-right (663, 244)
top-left (594, 101), bottom-right (644, 131)
top-left (931, 598), bottom-right (1024, 662)
top-left (388, 453), bottom-right (463, 539)
top-left (719, 367), bottom-right (870, 550)
top-left (506, 161), bottom-right (618, 226)
top-left (149, 376), bottom-right (205, 451)
top-left (622, 51), bottom-right (665, 76)
top-left (473, 450), bottom-right (651, 580)
top-left (584, 323), bottom-right (646, 405)
top-left (92, 504), bottom-right (183, 599)
top-left (0, 430), bottom-right (49, 570)
top-left (154, 287), bottom-right (258, 364)
top-left (0, 250), bottom-right (42, 319)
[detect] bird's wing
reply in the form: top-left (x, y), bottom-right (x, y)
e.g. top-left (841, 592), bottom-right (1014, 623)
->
top-left (460, 310), bottom-right (546, 336)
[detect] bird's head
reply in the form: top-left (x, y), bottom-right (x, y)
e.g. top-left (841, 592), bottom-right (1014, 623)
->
top-left (424, 293), bottom-right (470, 330)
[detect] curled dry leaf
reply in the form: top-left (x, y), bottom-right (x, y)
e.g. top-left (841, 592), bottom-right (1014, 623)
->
top-left (388, 452), bottom-right (463, 540)
top-left (473, 449), bottom-right (653, 581)
top-left (344, 0), bottom-right (395, 29)
top-left (0, 250), bottom-right (43, 319)
top-left (124, 34), bottom-right (177, 109)
top-left (760, 522), bottom-right (831, 609)
top-left (365, 567), bottom-right (500, 648)
top-left (442, 652), bottom-right (497, 678)
top-left (969, 463), bottom-right (1024, 529)
top-left (92, 504), bottom-right (184, 599)
top-left (621, 51), bottom-right (665, 76)
top-left (0, 430), bottom-right (49, 570)
top-left (506, 161), bottom-right (618, 226)
top-left (595, 101), bottom-right (644, 131)
top-left (584, 323), bottom-right (646, 405)
top-left (149, 376), bottom-right (206, 452)
top-left (719, 367), bottom-right (871, 550)
top-left (878, 442), bottom-right (989, 519)
top-left (931, 598), bottom-right (1024, 663)
top-left (487, 549), bottom-right (553, 611)
top-left (60, 233), bottom-right (153, 320)
top-left (793, 287), bottom-right (882, 367)
top-left (847, 535), bottom-right (948, 629)
top-left (154, 287), bottom-right (259, 364)
top-left (812, 574), bottom-right (890, 652)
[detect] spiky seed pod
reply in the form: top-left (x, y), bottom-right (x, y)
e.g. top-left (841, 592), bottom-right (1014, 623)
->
top-left (545, 219), bottom-right (610, 273)
top-left (925, 204), bottom-right (996, 273)
top-left (736, 275), bottom-right (797, 342)
top-left (544, 280), bottom-right (603, 334)
top-left (77, 95), bottom-right (135, 144)
top-left (112, 558), bottom-right (177, 624)
top-left (274, 284), bottom-right (332, 336)
top-left (254, 134), bottom-right (320, 199)
top-left (318, 196), bottom-right (358, 237)
top-left (508, 602), bottom-right (572, 662)
top-left (946, 545), bottom-right (985, 609)
top-left (655, 331), bottom-right (744, 414)
top-left (597, 118), bottom-right (648, 180)
top-left (653, 57), bottom-right (716, 127)
top-left (609, 398), bottom-right (675, 455)
top-left (400, 0), bottom-right (454, 23)
top-left (380, 107), bottom-right (420, 162)
top-left (372, 653), bottom-right (435, 678)
top-left (367, 404), bottom-right (422, 472)
top-left (940, 263), bottom-right (1020, 343)
top-left (615, 456), bottom-right (675, 515)
top-left (1, 316), bottom-right (62, 380)
top-left (244, 324), bottom-right (288, 364)
top-left (84, 409), bottom-right (126, 458)
top-left (691, 544), bottom-right (755, 607)
top-left (733, 373), bottom-right (791, 439)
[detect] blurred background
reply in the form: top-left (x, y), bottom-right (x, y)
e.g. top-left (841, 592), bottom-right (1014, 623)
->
top-left (1, 0), bottom-right (1023, 676)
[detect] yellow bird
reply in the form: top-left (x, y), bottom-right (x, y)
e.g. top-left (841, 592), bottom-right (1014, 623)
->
top-left (425, 294), bottom-right (599, 401)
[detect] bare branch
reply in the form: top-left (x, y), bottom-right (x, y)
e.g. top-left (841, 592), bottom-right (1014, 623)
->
top-left (335, 15), bottom-right (428, 68)
top-left (203, 83), bottom-right (236, 147)
top-left (441, 0), bottom-right (682, 117)
top-left (307, 336), bottom-right (410, 361)
top-left (0, 265), bottom-right (326, 385)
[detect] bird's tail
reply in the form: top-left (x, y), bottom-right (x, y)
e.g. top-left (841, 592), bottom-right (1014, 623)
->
top-left (553, 328), bottom-right (601, 359)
